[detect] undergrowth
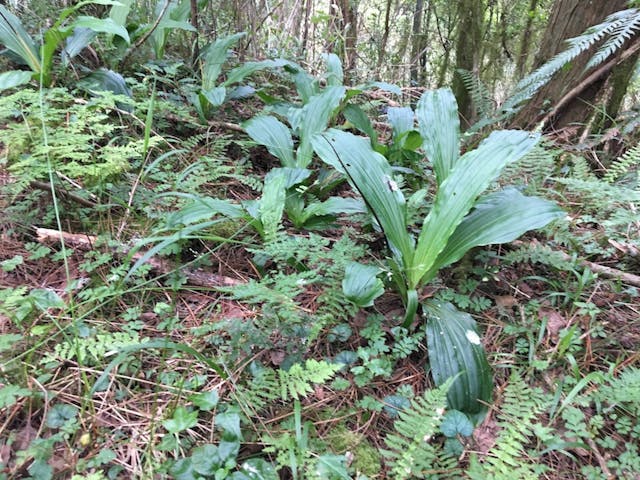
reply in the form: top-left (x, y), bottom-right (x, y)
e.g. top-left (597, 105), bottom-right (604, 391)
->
top-left (1, 15), bottom-right (640, 480)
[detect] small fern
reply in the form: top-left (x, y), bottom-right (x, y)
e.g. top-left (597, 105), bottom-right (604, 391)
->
top-left (234, 360), bottom-right (342, 412)
top-left (277, 359), bottom-right (342, 400)
top-left (466, 372), bottom-right (549, 480)
top-left (457, 68), bottom-right (494, 119)
top-left (502, 142), bottom-right (559, 190)
top-left (503, 243), bottom-right (577, 271)
top-left (604, 144), bottom-right (640, 184)
top-left (42, 331), bottom-right (144, 366)
top-left (382, 378), bottom-right (458, 480)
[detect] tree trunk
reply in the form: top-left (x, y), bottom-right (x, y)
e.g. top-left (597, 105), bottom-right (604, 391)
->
top-left (515, 0), bottom-right (539, 78)
top-left (409, 0), bottom-right (424, 85)
top-left (377, 0), bottom-right (392, 72)
top-left (190, 0), bottom-right (199, 67)
top-left (327, 0), bottom-right (358, 78)
top-left (512, 0), bottom-right (636, 134)
top-left (451, 0), bottom-right (484, 130)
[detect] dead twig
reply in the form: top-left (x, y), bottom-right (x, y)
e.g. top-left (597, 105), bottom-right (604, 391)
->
top-left (515, 240), bottom-right (640, 288)
top-left (34, 227), bottom-right (243, 288)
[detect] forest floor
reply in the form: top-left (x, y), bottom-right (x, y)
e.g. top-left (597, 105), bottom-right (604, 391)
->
top-left (1, 91), bottom-right (640, 479)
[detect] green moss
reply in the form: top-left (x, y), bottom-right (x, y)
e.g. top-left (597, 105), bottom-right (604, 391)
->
top-left (325, 426), bottom-right (382, 477)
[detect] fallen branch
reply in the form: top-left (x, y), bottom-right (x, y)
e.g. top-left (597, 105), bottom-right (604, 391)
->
top-left (515, 240), bottom-right (640, 288)
top-left (30, 180), bottom-right (97, 208)
top-left (35, 227), bottom-right (243, 288)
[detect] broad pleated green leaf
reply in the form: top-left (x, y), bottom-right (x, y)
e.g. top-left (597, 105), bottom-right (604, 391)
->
top-left (201, 86), bottom-right (226, 107)
top-left (0, 4), bottom-right (41, 73)
top-left (343, 104), bottom-right (378, 145)
top-left (62, 27), bottom-right (97, 64)
top-left (164, 195), bottom-right (246, 228)
top-left (365, 81), bottom-right (402, 95)
top-left (293, 196), bottom-right (366, 227)
top-left (201, 32), bottom-right (246, 90)
top-left (387, 107), bottom-right (414, 144)
top-left (424, 300), bottom-right (492, 416)
top-left (78, 68), bottom-right (131, 96)
top-left (342, 261), bottom-right (384, 307)
top-left (429, 187), bottom-right (564, 275)
top-left (70, 16), bottom-right (130, 43)
top-left (324, 53), bottom-right (344, 86)
top-left (410, 130), bottom-right (539, 287)
top-left (313, 129), bottom-right (414, 266)
top-left (108, 0), bottom-right (132, 27)
top-left (416, 88), bottom-right (460, 184)
top-left (295, 86), bottom-right (346, 167)
top-left (243, 116), bottom-right (295, 167)
top-left (259, 170), bottom-right (287, 240)
top-left (223, 58), bottom-right (291, 86)
top-left (0, 70), bottom-right (32, 91)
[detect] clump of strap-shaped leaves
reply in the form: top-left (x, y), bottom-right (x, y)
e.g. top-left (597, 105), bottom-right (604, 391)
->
top-left (313, 88), bottom-right (564, 416)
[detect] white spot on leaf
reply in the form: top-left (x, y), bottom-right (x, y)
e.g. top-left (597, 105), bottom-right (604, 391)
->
top-left (465, 330), bottom-right (481, 345)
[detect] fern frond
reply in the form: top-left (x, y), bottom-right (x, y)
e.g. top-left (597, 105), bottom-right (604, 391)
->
top-left (234, 360), bottom-right (342, 413)
top-left (277, 359), bottom-right (342, 400)
top-left (456, 68), bottom-right (493, 119)
top-left (604, 144), bottom-right (640, 183)
top-left (593, 366), bottom-right (640, 411)
top-left (382, 379), bottom-right (459, 479)
top-left (502, 142), bottom-right (559, 188)
top-left (504, 8), bottom-right (640, 113)
top-left (586, 9), bottom-right (640, 70)
top-left (467, 372), bottom-right (548, 479)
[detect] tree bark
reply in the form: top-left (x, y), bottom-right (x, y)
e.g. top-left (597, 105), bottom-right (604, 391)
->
top-left (516, 0), bottom-right (540, 78)
top-left (512, 0), bottom-right (635, 134)
top-left (377, 0), bottom-right (392, 72)
top-left (451, 0), bottom-right (484, 130)
top-left (409, 0), bottom-right (424, 85)
top-left (329, 0), bottom-right (358, 77)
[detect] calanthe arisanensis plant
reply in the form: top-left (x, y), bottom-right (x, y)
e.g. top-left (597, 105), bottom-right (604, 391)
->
top-left (313, 88), bottom-right (564, 416)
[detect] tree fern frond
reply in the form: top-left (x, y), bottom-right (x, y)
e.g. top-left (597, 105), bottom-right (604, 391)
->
top-left (586, 9), bottom-right (640, 70)
top-left (503, 8), bottom-right (640, 113)
top-left (604, 144), bottom-right (640, 183)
